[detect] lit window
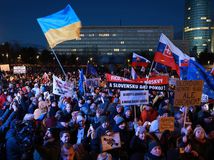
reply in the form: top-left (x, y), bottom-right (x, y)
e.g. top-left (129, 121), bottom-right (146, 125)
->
top-left (120, 41), bottom-right (125, 44)
top-left (188, 17), bottom-right (191, 20)
top-left (202, 44), bottom-right (207, 46)
top-left (201, 17), bottom-right (207, 20)
top-left (107, 52), bottom-right (113, 55)
top-left (149, 49), bottom-right (153, 51)
top-left (206, 19), bottom-right (211, 22)
top-left (99, 33), bottom-right (109, 37)
top-left (89, 34), bottom-right (94, 37)
top-left (184, 27), bottom-right (209, 32)
top-left (72, 49), bottom-right (77, 51)
top-left (208, 39), bottom-right (211, 42)
top-left (114, 49), bottom-right (120, 52)
top-left (80, 34), bottom-right (84, 37)
top-left (194, 37), bottom-right (202, 39)
top-left (188, 7), bottom-right (191, 10)
top-left (112, 34), bottom-right (117, 36)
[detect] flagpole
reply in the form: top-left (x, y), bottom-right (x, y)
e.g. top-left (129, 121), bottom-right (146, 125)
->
top-left (148, 60), bottom-right (155, 77)
top-left (50, 48), bottom-right (67, 78)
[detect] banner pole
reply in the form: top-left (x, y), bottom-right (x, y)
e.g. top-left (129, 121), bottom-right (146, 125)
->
top-left (183, 106), bottom-right (187, 128)
top-left (134, 105), bottom-right (137, 122)
top-left (50, 48), bottom-right (67, 78)
top-left (148, 60), bottom-right (154, 77)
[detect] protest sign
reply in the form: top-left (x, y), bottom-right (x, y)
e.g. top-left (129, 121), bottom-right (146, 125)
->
top-left (120, 90), bottom-right (149, 106)
top-left (0, 64), bottom-right (10, 71)
top-left (159, 117), bottom-right (174, 132)
top-left (86, 78), bottom-right (100, 88)
top-left (106, 73), bottom-right (168, 91)
top-left (53, 75), bottom-right (74, 97)
top-left (13, 66), bottom-right (26, 74)
top-left (174, 80), bottom-right (203, 106)
top-left (101, 132), bottom-right (121, 151)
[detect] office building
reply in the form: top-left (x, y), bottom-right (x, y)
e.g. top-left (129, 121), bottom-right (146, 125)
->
top-left (54, 26), bottom-right (175, 63)
top-left (184, 0), bottom-right (214, 54)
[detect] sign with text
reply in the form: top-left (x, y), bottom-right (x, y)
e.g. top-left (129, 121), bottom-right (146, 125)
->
top-left (53, 75), bottom-right (74, 98)
top-left (101, 132), bottom-right (121, 151)
top-left (13, 66), bottom-right (26, 74)
top-left (0, 64), bottom-right (10, 71)
top-left (120, 90), bottom-right (149, 106)
top-left (86, 78), bottom-right (100, 88)
top-left (106, 73), bottom-right (168, 91)
top-left (174, 80), bottom-right (203, 106)
top-left (159, 117), bottom-right (174, 132)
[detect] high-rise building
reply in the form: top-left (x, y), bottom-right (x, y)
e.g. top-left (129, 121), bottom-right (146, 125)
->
top-left (184, 0), bottom-right (214, 54)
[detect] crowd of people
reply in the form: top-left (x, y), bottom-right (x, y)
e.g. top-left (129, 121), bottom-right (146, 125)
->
top-left (0, 70), bottom-right (213, 160)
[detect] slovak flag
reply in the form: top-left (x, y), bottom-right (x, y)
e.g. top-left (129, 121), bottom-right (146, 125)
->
top-left (131, 67), bottom-right (138, 80)
top-left (132, 53), bottom-right (151, 67)
top-left (154, 33), bottom-right (192, 77)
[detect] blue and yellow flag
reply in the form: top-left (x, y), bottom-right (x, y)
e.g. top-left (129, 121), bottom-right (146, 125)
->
top-left (37, 4), bottom-right (81, 48)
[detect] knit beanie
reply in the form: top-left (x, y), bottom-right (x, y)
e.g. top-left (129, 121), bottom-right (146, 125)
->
top-left (115, 116), bottom-right (125, 125)
top-left (149, 120), bottom-right (159, 133)
top-left (193, 125), bottom-right (205, 135)
top-left (124, 106), bottom-right (132, 113)
top-left (48, 127), bottom-right (59, 139)
top-left (99, 116), bottom-right (109, 124)
top-left (148, 140), bottom-right (160, 152)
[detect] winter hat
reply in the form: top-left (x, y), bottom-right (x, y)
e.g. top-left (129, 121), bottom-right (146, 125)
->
top-left (23, 113), bottom-right (34, 121)
top-left (48, 127), bottom-right (59, 139)
top-left (76, 115), bottom-right (85, 123)
top-left (193, 125), bottom-right (205, 135)
top-left (148, 141), bottom-right (160, 152)
top-left (116, 104), bottom-right (123, 109)
top-left (34, 108), bottom-right (47, 120)
top-left (149, 119), bottom-right (159, 133)
top-left (115, 116), bottom-right (125, 125)
top-left (97, 152), bottom-right (112, 160)
top-left (99, 116), bottom-right (109, 124)
top-left (124, 106), bottom-right (132, 113)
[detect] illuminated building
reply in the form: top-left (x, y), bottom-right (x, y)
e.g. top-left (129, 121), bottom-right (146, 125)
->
top-left (184, 0), bottom-right (214, 54)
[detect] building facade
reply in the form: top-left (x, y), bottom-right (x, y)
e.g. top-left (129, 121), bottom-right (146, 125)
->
top-left (54, 26), bottom-right (174, 57)
top-left (184, 0), bottom-right (214, 54)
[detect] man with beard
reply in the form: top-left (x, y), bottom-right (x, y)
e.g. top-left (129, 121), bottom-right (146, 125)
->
top-left (34, 127), bottom-right (61, 160)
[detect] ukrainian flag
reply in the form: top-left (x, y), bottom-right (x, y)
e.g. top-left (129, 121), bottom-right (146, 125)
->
top-left (37, 4), bottom-right (81, 48)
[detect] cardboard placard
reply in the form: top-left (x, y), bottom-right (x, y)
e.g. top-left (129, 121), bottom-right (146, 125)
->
top-left (159, 117), bottom-right (174, 132)
top-left (174, 80), bottom-right (203, 106)
top-left (101, 132), bottom-right (121, 151)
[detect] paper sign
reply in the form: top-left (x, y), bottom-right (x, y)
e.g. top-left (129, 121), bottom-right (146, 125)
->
top-left (101, 132), bottom-right (121, 151)
top-left (13, 66), bottom-right (26, 74)
top-left (174, 80), bottom-right (203, 106)
top-left (120, 90), bottom-right (149, 106)
top-left (159, 117), bottom-right (174, 132)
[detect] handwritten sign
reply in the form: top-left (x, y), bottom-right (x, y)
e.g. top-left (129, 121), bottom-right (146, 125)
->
top-left (159, 117), bottom-right (174, 132)
top-left (174, 80), bottom-right (203, 106)
top-left (101, 132), bottom-right (121, 151)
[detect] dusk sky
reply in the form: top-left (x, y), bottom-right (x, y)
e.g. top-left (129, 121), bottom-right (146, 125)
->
top-left (0, 0), bottom-right (211, 47)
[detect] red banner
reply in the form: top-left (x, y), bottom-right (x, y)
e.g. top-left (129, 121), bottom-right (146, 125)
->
top-left (105, 73), bottom-right (168, 85)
